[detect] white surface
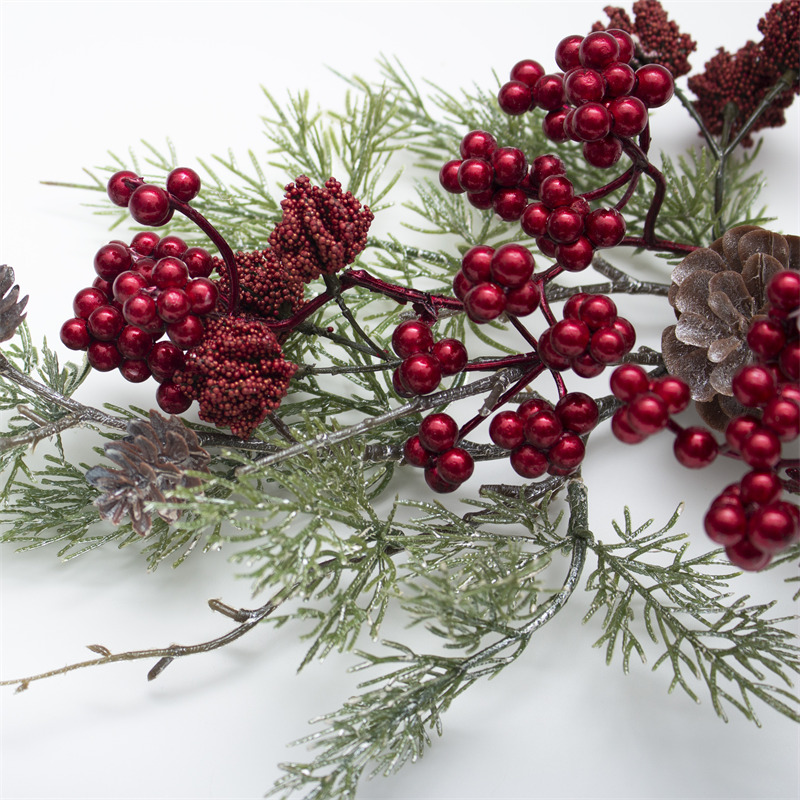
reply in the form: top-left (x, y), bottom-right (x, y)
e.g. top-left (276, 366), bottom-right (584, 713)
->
top-left (1, 1), bottom-right (799, 799)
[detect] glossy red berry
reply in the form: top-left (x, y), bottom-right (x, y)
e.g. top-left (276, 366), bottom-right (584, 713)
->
top-left (579, 295), bottom-right (617, 329)
top-left (555, 35), bottom-right (584, 71)
top-left (432, 338), bottom-right (468, 375)
top-left (740, 428), bottom-right (782, 469)
top-left (570, 353), bottom-right (606, 378)
top-left (732, 364), bottom-right (776, 407)
top-left (585, 208), bottom-right (626, 248)
top-left (166, 167), bottom-right (201, 202)
top-left (185, 278), bottom-right (219, 315)
top-left (147, 341), bottom-right (186, 383)
top-left (498, 81), bottom-right (533, 115)
top-left (510, 444), bottom-right (548, 478)
top-left (726, 539), bottom-right (772, 571)
top-left (746, 318), bottom-right (786, 360)
top-left (608, 96), bottom-right (648, 138)
top-left (156, 381), bottom-right (192, 414)
top-left (589, 326), bottom-right (629, 364)
top-left (650, 376), bottom-right (690, 414)
top-left (418, 413), bottom-right (459, 453)
top-left (94, 242), bottom-right (132, 282)
top-left (548, 434), bottom-right (585, 471)
top-left (524, 410), bottom-right (563, 449)
top-left (157, 288), bottom-right (191, 323)
top-left (392, 368), bottom-right (415, 398)
top-left (626, 392), bottom-right (669, 435)
top-left (762, 397), bottom-right (800, 441)
top-left (740, 470), bottom-right (783, 507)
top-left (437, 447), bottom-right (475, 485)
top-left (766, 270), bottom-right (800, 311)
top-left (392, 319), bottom-right (434, 359)
top-left (611, 407), bottom-right (647, 444)
top-left (461, 245), bottom-right (494, 283)
top-left (167, 315), bottom-right (205, 350)
top-left (123, 292), bottom-right (159, 329)
top-left (460, 130), bottom-right (497, 160)
top-left (610, 364), bottom-right (649, 401)
top-left (60, 318), bottom-right (90, 350)
top-left (748, 502), bottom-right (800, 554)
top-left (579, 31), bottom-right (620, 69)
top-left (87, 305), bottom-right (124, 341)
top-left (152, 257), bottom-right (189, 290)
top-left (704, 502), bottom-right (747, 546)
top-left (511, 59), bottom-right (546, 87)
top-left (582, 135), bottom-right (623, 168)
top-left (130, 231), bottom-right (160, 256)
top-left (129, 184), bottom-right (173, 227)
top-left (467, 188), bottom-right (494, 211)
top-left (570, 102), bottom-right (612, 141)
top-left (87, 341), bottom-right (122, 372)
top-left (546, 207), bottom-right (584, 244)
top-left (399, 354), bottom-right (442, 395)
top-left (107, 171), bottom-right (139, 207)
top-left (633, 64), bottom-right (674, 108)
top-left (505, 281), bottom-right (540, 317)
top-left (564, 68), bottom-right (605, 105)
top-left (489, 410), bottom-right (525, 450)
top-left (556, 237), bottom-right (594, 272)
top-left (551, 318), bottom-right (591, 357)
top-left (673, 427), bottom-right (718, 468)
top-left (452, 270), bottom-right (474, 301)
top-left (539, 175), bottom-right (574, 209)
top-left (537, 328), bottom-right (571, 371)
top-left (521, 203), bottom-right (550, 237)
top-left (490, 244), bottom-right (535, 289)
top-left (403, 435), bottom-right (434, 468)
top-left (119, 359), bottom-right (151, 383)
top-left (183, 247), bottom-right (214, 279)
top-left (725, 415), bottom-right (761, 452)
top-left (424, 464), bottom-right (459, 493)
top-left (112, 270), bottom-right (149, 305)
top-left (73, 287), bottom-right (108, 319)
top-left (556, 392), bottom-right (599, 434)
top-left (542, 109), bottom-right (570, 143)
top-left (606, 29), bottom-right (634, 63)
top-left (492, 189), bottom-right (528, 221)
top-left (464, 282), bottom-right (506, 323)
top-left (117, 325), bottom-right (153, 360)
top-left (602, 62), bottom-right (636, 97)
top-left (779, 342), bottom-right (800, 382)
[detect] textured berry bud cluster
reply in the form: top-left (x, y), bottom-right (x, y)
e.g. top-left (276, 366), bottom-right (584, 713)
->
top-left (539, 293), bottom-right (636, 376)
top-left (496, 30), bottom-right (674, 167)
top-left (488, 392), bottom-right (599, 479)
top-left (403, 413), bottom-right (475, 493)
top-left (452, 244), bottom-right (540, 323)
top-left (59, 228), bottom-right (217, 413)
top-left (391, 319), bottom-right (468, 396)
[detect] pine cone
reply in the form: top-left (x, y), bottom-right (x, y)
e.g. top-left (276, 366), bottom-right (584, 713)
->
top-left (86, 411), bottom-right (211, 536)
top-left (0, 265), bottom-right (28, 343)
top-left (662, 225), bottom-right (800, 429)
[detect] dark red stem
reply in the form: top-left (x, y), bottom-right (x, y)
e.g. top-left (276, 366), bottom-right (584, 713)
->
top-left (340, 269), bottom-right (463, 312)
top-left (580, 165), bottom-right (636, 203)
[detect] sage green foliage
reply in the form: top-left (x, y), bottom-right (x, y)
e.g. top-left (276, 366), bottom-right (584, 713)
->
top-left (1, 60), bottom-right (798, 800)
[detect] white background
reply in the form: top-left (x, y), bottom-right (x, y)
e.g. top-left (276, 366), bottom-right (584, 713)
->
top-left (1, 1), bottom-right (799, 799)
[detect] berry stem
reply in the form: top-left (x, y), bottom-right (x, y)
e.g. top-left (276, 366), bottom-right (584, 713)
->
top-left (341, 268), bottom-right (463, 312)
top-left (580, 165), bottom-right (636, 203)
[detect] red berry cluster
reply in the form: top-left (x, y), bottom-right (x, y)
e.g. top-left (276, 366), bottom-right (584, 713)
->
top-left (452, 244), bottom-right (540, 323)
top-left (59, 230), bottom-right (218, 412)
top-left (495, 30), bottom-right (674, 169)
top-left (539, 293), bottom-right (636, 376)
top-left (488, 392), bottom-right (599, 479)
top-left (403, 413), bottom-right (475, 493)
top-left (391, 319), bottom-right (468, 397)
top-left (107, 167), bottom-right (202, 226)
top-left (520, 154), bottom-right (627, 270)
top-left (439, 129), bottom-right (534, 219)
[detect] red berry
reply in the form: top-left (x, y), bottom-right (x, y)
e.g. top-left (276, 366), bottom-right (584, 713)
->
top-left (117, 325), bottom-right (154, 360)
top-left (748, 502), bottom-right (800, 553)
top-left (129, 184), bottom-right (173, 227)
top-left (399, 354), bottom-right (442, 395)
top-left (432, 339), bottom-right (468, 375)
top-left (570, 353), bottom-right (606, 378)
top-left (627, 392), bottom-right (669, 435)
top-left (563, 293), bottom-right (588, 320)
top-left (505, 281), bottom-right (540, 317)
top-left (490, 244), bottom-right (535, 289)
top-left (185, 278), bottom-right (219, 315)
top-left (564, 68), bottom-right (605, 105)
top-left (452, 270), bottom-right (475, 301)
top-left (704, 501), bottom-right (747, 546)
top-left (536, 236), bottom-right (558, 259)
top-left (609, 96), bottom-right (648, 138)
top-left (542, 109), bottom-right (569, 143)
top-left (132, 257), bottom-right (155, 283)
top-left (779, 342), bottom-right (800, 382)
top-left (546, 207), bottom-right (584, 244)
top-left (156, 381), bottom-right (192, 414)
top-left (524, 410), bottom-right (563, 449)
top-left (579, 31), bottom-right (620, 69)
top-left (461, 245), bottom-right (494, 283)
top-left (633, 64), bottom-right (674, 108)
top-left (152, 257), bottom-right (189, 290)
top-left (130, 231), bottom-right (160, 256)
top-left (732, 364), bottom-right (776, 407)
top-left (60, 318), bottom-right (90, 350)
top-left (746, 318), bottom-right (786, 360)
top-left (439, 159), bottom-right (464, 193)
top-left (458, 159), bottom-right (493, 193)
top-left (521, 203), bottom-right (550, 237)
top-left (392, 368), bottom-right (415, 398)
top-left (468, 189), bottom-right (498, 210)
top-left (740, 470), bottom-right (783, 507)
top-left (460, 130), bottom-right (497, 160)
top-left (464, 282), bottom-right (506, 323)
top-left (392, 320), bottom-right (434, 359)
top-left (94, 242), bottom-right (132, 282)
top-left (555, 35), bottom-right (584, 71)
top-left (498, 81), bottom-right (533, 115)
top-left (418, 413), bottom-right (459, 453)
top-left (119, 359), bottom-right (152, 383)
top-left (148, 341), bottom-right (186, 383)
top-left (555, 392), bottom-right (599, 434)
top-left (492, 189), bottom-right (528, 221)
top-left (606, 30), bottom-right (634, 63)
top-left (610, 364), bottom-right (649, 401)
top-left (570, 102), bottom-right (612, 141)
top-left (550, 318), bottom-right (591, 357)
top-left (87, 341), bottom-right (122, 372)
top-left (489, 410), bottom-right (525, 450)
top-left (510, 444), bottom-right (548, 478)
top-left (611, 407), bottom-right (647, 444)
top-left (87, 305), bottom-right (124, 341)
top-left (166, 167), bottom-right (201, 202)
top-left (548, 434), bottom-right (585, 471)
top-left (424, 465), bottom-right (459, 493)
top-left (532, 74), bottom-right (566, 110)
top-left (585, 208), bottom-right (626, 248)
top-left (589, 326), bottom-right (629, 364)
top-left (762, 396), bottom-right (800, 441)
top-left (437, 447), bottom-right (474, 485)
top-left (123, 292), bottom-right (159, 329)
top-left (183, 247), bottom-right (214, 279)
top-left (403, 435), bottom-right (434, 468)
top-left (537, 327), bottom-right (571, 371)
top-left (530, 154), bottom-right (566, 191)
top-left (167, 315), bottom-right (205, 350)
top-left (107, 170), bottom-right (139, 207)
top-left (740, 428), bottom-right (782, 469)
top-left (602, 62), bottom-right (636, 97)
top-left (725, 415), bottom-right (762, 452)
top-left (539, 175), bottom-right (574, 209)
top-left (518, 398), bottom-right (553, 422)
top-left (157, 288), bottom-right (192, 323)
top-left (511, 59), bottom-right (545, 87)
top-left (153, 236), bottom-right (187, 261)
top-left (673, 427), bottom-right (718, 468)
top-left (579, 295), bottom-right (617, 329)
top-left (726, 539), bottom-right (772, 571)
top-left (73, 287), bottom-right (108, 319)
top-left (766, 270), bottom-right (800, 311)
top-left (112, 270), bottom-right (149, 305)
top-left (651, 376), bottom-right (690, 414)
top-left (611, 317), bottom-right (636, 350)
top-left (556, 237), bottom-right (594, 272)
top-left (582, 136), bottom-right (623, 168)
